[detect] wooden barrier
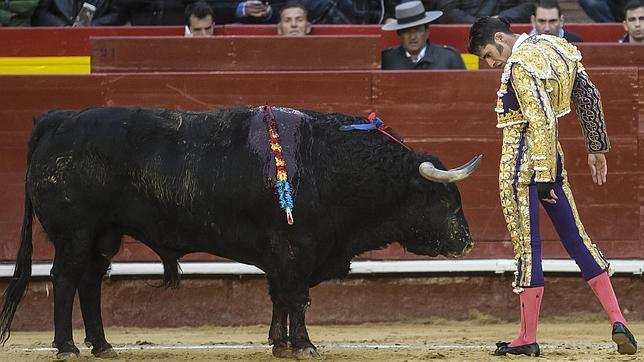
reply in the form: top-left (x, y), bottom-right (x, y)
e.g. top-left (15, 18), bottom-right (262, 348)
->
top-left (0, 26), bottom-right (184, 57)
top-left (475, 43), bottom-right (644, 72)
top-left (87, 36), bottom-right (644, 75)
top-left (0, 68), bottom-right (641, 262)
top-left (0, 24), bottom-right (632, 74)
top-left (576, 43), bottom-right (644, 67)
top-left (221, 24), bottom-right (627, 52)
top-left (0, 23), bottom-right (626, 57)
top-left (90, 36), bottom-right (381, 73)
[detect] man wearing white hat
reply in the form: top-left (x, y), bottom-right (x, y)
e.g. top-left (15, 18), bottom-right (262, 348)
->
top-left (381, 1), bottom-right (465, 70)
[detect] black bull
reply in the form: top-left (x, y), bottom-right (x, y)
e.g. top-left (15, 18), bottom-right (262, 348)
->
top-left (0, 106), bottom-right (480, 359)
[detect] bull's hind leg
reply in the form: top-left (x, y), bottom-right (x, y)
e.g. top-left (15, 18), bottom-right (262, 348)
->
top-left (78, 253), bottom-right (117, 358)
top-left (51, 243), bottom-right (89, 359)
top-left (267, 278), bottom-right (290, 358)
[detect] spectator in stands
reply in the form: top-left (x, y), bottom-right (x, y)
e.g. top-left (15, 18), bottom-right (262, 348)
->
top-left (579, 0), bottom-right (627, 22)
top-left (118, 0), bottom-right (181, 24)
top-left (381, 1), bottom-right (465, 69)
top-left (621, 0), bottom-right (644, 43)
top-left (32, 0), bottom-right (125, 25)
top-left (430, 0), bottom-right (533, 24)
top-left (235, 0), bottom-right (272, 22)
top-left (1, 0), bottom-right (38, 26)
top-left (184, 1), bottom-right (214, 37)
top-left (530, 0), bottom-right (583, 42)
top-left (277, 2), bottom-right (311, 36)
top-left (300, 0), bottom-right (361, 23)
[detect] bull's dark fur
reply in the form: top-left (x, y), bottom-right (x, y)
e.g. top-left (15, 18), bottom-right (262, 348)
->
top-left (0, 106), bottom-right (474, 358)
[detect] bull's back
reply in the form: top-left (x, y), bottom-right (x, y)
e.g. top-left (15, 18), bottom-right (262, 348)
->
top-left (26, 107), bottom-right (268, 230)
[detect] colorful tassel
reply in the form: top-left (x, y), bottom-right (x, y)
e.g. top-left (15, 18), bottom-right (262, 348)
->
top-left (264, 106), bottom-right (295, 225)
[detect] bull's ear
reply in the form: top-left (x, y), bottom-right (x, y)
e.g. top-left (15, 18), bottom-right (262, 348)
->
top-left (409, 174), bottom-right (442, 194)
top-left (409, 176), bottom-right (424, 192)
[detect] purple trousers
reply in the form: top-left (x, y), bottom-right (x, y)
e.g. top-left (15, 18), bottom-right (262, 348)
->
top-left (500, 128), bottom-right (609, 293)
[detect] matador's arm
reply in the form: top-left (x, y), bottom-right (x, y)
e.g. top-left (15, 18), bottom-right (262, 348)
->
top-left (511, 65), bottom-right (558, 182)
top-left (571, 69), bottom-right (610, 153)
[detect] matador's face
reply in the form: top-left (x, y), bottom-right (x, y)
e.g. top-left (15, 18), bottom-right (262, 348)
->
top-left (477, 31), bottom-right (515, 68)
top-left (479, 40), bottom-right (512, 69)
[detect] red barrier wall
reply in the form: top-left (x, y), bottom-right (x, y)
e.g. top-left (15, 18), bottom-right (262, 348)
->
top-left (0, 23), bottom-right (627, 56)
top-left (5, 275), bottom-right (644, 330)
top-left (90, 36), bottom-right (381, 72)
top-left (0, 68), bottom-right (641, 263)
top-left (85, 36), bottom-right (644, 73)
top-left (222, 24), bottom-right (627, 51)
top-left (0, 26), bottom-right (183, 56)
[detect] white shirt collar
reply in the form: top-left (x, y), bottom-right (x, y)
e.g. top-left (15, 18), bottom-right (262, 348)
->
top-left (529, 27), bottom-right (565, 38)
top-left (405, 45), bottom-right (427, 63)
top-left (513, 33), bottom-right (530, 52)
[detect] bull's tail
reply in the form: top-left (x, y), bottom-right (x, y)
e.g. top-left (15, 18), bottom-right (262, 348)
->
top-left (0, 111), bottom-right (73, 344)
top-left (0, 187), bottom-right (33, 345)
top-left (162, 257), bottom-right (181, 289)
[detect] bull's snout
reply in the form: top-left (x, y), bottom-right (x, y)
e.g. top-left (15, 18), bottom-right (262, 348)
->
top-left (441, 215), bottom-right (474, 258)
top-left (444, 237), bottom-right (474, 258)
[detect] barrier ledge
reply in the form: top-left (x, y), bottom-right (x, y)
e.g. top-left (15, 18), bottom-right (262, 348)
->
top-left (0, 26), bottom-right (183, 57)
top-left (90, 35), bottom-right (381, 73)
top-left (0, 23), bottom-right (625, 58)
top-left (221, 23), bottom-right (626, 52)
top-left (1, 259), bottom-right (642, 278)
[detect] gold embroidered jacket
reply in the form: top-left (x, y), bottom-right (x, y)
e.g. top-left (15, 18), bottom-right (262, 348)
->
top-left (495, 35), bottom-right (610, 182)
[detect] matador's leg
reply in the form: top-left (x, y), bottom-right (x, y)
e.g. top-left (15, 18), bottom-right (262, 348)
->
top-left (498, 125), bottom-right (544, 292)
top-left (496, 125), bottom-right (543, 356)
top-left (541, 148), bottom-right (608, 279)
top-left (542, 148), bottom-right (636, 354)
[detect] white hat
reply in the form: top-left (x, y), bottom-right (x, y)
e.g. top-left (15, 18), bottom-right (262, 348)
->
top-left (382, 1), bottom-right (443, 31)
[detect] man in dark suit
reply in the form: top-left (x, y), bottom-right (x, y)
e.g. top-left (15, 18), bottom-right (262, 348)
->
top-left (32, 0), bottom-right (125, 25)
top-left (530, 0), bottom-right (583, 43)
top-left (430, 0), bottom-right (532, 24)
top-left (381, 1), bottom-right (465, 70)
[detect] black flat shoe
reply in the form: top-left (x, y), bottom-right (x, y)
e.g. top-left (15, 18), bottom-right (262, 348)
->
top-left (494, 341), bottom-right (540, 357)
top-left (612, 322), bottom-right (637, 355)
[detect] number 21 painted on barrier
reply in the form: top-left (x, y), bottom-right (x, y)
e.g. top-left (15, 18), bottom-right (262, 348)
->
top-left (98, 47), bottom-right (116, 58)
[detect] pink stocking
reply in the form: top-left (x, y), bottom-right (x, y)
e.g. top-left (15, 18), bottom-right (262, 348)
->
top-left (510, 286), bottom-right (544, 346)
top-left (587, 272), bottom-right (627, 325)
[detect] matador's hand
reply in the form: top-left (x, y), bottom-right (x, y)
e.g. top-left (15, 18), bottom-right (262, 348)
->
top-left (536, 182), bottom-right (557, 204)
top-left (588, 153), bottom-right (607, 185)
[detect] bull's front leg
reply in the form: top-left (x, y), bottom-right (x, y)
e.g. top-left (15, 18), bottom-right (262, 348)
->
top-left (288, 288), bottom-right (319, 358)
top-left (267, 278), bottom-right (290, 358)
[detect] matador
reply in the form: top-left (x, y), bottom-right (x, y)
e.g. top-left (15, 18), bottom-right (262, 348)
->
top-left (468, 16), bottom-right (637, 357)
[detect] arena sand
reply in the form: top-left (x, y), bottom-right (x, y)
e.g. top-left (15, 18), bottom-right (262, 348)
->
top-left (3, 314), bottom-right (642, 361)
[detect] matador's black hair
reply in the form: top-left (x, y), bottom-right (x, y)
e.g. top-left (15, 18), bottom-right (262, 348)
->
top-left (468, 16), bottom-right (513, 56)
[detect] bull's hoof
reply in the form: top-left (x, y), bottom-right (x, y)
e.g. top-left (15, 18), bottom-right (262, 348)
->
top-left (293, 346), bottom-right (320, 359)
top-left (54, 351), bottom-right (80, 360)
top-left (53, 340), bottom-right (80, 360)
top-left (93, 346), bottom-right (118, 358)
top-left (272, 344), bottom-right (293, 358)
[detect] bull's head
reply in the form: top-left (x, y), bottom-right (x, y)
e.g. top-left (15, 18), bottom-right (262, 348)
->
top-left (400, 155), bottom-right (481, 258)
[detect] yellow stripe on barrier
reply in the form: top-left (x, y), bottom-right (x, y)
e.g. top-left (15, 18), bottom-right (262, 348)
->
top-left (461, 53), bottom-right (479, 70)
top-left (0, 54), bottom-right (477, 73)
top-left (0, 56), bottom-right (90, 74)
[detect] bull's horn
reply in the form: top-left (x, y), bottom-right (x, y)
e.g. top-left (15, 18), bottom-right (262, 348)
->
top-left (418, 155), bottom-right (482, 183)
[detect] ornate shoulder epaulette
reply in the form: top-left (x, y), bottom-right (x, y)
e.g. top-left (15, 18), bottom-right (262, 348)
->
top-left (495, 35), bottom-right (582, 129)
top-left (536, 35), bottom-right (582, 62)
top-left (504, 42), bottom-right (551, 81)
